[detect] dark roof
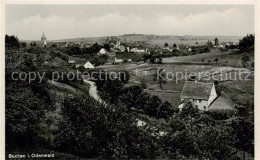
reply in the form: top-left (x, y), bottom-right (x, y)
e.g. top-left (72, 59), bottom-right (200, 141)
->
top-left (208, 91), bottom-right (236, 111)
top-left (180, 81), bottom-right (214, 100)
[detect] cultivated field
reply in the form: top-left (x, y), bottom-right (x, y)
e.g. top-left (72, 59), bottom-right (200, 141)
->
top-left (102, 59), bottom-right (254, 109)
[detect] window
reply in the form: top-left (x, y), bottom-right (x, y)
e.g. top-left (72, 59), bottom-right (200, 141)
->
top-left (204, 106), bottom-right (206, 110)
top-left (199, 100), bottom-right (201, 103)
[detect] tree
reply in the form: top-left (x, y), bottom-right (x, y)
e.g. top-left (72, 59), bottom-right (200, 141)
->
top-left (55, 95), bottom-right (159, 159)
top-left (173, 43), bottom-right (177, 48)
top-left (231, 118), bottom-right (254, 160)
top-left (214, 57), bottom-right (219, 63)
top-left (51, 43), bottom-right (57, 48)
top-left (241, 53), bottom-right (250, 67)
top-left (119, 70), bottom-right (130, 83)
top-left (118, 85), bottom-right (143, 111)
top-left (30, 41), bottom-right (37, 46)
top-left (239, 34), bottom-right (254, 52)
top-left (145, 95), bottom-right (162, 117)
top-left (140, 78), bottom-right (148, 89)
top-left (251, 61), bottom-right (254, 68)
top-left (6, 49), bottom-right (53, 150)
top-left (104, 43), bottom-right (110, 52)
top-left (143, 54), bottom-right (152, 62)
top-left (154, 68), bottom-right (166, 90)
top-left (20, 42), bottom-right (27, 48)
top-left (214, 38), bottom-right (219, 45)
top-left (5, 35), bottom-right (20, 48)
top-left (207, 40), bottom-right (213, 47)
top-left (157, 101), bottom-right (174, 119)
top-left (180, 100), bottom-right (200, 119)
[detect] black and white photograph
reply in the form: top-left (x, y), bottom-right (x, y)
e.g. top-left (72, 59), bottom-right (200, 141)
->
top-left (2, 1), bottom-right (257, 159)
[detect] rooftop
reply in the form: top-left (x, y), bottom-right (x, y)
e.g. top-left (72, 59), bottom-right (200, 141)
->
top-left (180, 81), bottom-right (214, 100)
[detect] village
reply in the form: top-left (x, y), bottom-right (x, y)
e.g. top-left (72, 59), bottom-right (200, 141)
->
top-left (37, 32), bottom-right (252, 115)
top-left (5, 32), bottom-right (254, 160)
top-left (3, 2), bottom-right (257, 159)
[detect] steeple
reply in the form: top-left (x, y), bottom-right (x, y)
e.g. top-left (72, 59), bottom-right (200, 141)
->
top-left (41, 32), bottom-right (47, 47)
top-left (41, 32), bottom-right (46, 41)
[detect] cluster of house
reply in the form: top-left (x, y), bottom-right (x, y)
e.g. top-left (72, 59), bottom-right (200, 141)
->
top-left (162, 45), bottom-right (180, 52)
top-left (110, 40), bottom-right (147, 53)
top-left (67, 46), bottom-right (133, 69)
top-left (178, 81), bottom-right (237, 112)
top-left (217, 42), bottom-right (238, 49)
top-left (110, 40), bottom-right (126, 52)
top-left (68, 57), bottom-right (95, 69)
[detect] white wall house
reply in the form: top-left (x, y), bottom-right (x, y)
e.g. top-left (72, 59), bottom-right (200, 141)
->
top-left (114, 57), bottom-right (123, 63)
top-left (84, 61), bottom-right (95, 69)
top-left (179, 81), bottom-right (217, 111)
top-left (97, 48), bottom-right (110, 55)
top-left (130, 47), bottom-right (145, 53)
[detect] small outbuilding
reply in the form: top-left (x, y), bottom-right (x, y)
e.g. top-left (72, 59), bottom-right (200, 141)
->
top-left (84, 61), bottom-right (95, 69)
top-left (208, 91), bottom-right (236, 112)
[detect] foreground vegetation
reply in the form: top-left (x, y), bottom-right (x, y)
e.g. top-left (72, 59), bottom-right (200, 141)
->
top-left (5, 34), bottom-right (254, 159)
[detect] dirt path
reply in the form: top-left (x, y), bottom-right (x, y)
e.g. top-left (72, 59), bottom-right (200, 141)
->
top-left (83, 79), bottom-right (103, 103)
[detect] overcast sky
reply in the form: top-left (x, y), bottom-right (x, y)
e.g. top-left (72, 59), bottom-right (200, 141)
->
top-left (6, 5), bottom-right (254, 40)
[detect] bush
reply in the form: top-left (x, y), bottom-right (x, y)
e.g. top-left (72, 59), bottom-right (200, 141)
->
top-left (207, 110), bottom-right (234, 120)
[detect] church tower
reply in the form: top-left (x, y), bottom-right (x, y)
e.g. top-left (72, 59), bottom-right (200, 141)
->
top-left (41, 32), bottom-right (47, 47)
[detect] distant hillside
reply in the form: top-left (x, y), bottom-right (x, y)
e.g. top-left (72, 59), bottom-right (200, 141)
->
top-left (53, 34), bottom-right (243, 46)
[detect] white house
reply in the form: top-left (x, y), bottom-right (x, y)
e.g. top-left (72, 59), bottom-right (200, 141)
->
top-left (179, 81), bottom-right (217, 111)
top-left (68, 59), bottom-right (76, 64)
top-left (97, 48), bottom-right (110, 55)
top-left (131, 47), bottom-right (145, 53)
top-left (84, 61), bottom-right (95, 69)
top-left (68, 57), bottom-right (77, 64)
top-left (114, 57), bottom-right (123, 63)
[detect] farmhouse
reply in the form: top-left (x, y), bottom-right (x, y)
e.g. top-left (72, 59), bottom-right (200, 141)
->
top-left (179, 81), bottom-right (217, 111)
top-left (179, 81), bottom-right (237, 112)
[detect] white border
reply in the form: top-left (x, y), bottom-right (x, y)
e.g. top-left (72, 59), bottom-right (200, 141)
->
top-left (0, 0), bottom-right (259, 160)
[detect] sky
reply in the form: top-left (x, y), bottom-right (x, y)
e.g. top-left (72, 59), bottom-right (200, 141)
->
top-left (5, 5), bottom-right (254, 40)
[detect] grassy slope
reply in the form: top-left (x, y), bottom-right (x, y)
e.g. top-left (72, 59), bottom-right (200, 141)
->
top-left (106, 60), bottom-right (254, 108)
top-left (163, 49), bottom-right (254, 68)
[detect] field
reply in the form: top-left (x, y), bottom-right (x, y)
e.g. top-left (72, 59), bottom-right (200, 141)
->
top-left (101, 51), bottom-right (254, 109)
top-left (162, 49), bottom-right (254, 68)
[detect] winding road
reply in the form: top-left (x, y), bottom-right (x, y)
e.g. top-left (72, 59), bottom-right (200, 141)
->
top-left (83, 79), bottom-right (103, 103)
